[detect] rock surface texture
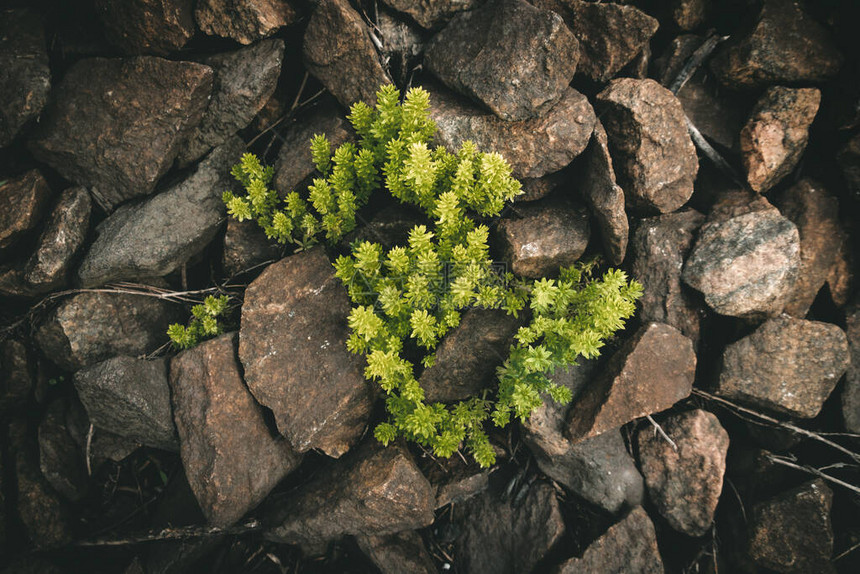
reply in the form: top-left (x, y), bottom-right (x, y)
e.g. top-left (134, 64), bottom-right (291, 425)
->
top-left (0, 170), bottom-right (52, 250)
top-left (94, 0), bottom-right (195, 55)
top-left (355, 531), bottom-right (437, 574)
top-left (844, 299), bottom-right (860, 433)
top-left (380, 0), bottom-right (481, 29)
top-left (195, 0), bottom-right (297, 44)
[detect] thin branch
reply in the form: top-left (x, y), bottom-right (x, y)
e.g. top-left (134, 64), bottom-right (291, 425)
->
top-left (85, 424), bottom-right (94, 477)
top-left (766, 454), bottom-right (860, 496)
top-left (834, 541), bottom-right (860, 561)
top-left (72, 520), bottom-right (263, 547)
top-left (647, 414), bottom-right (678, 451)
top-left (686, 117), bottom-right (744, 185)
top-left (668, 33), bottom-right (729, 95)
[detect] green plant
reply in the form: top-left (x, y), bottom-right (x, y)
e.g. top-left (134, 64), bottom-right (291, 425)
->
top-left (167, 295), bottom-right (231, 350)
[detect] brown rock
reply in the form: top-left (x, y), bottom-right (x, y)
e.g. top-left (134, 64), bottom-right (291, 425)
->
top-left (380, 0), bottom-right (481, 29)
top-left (355, 531), bottom-right (437, 574)
top-left (375, 8), bottom-right (424, 85)
top-left (825, 235), bottom-right (854, 308)
top-left (303, 0), bottom-right (392, 108)
top-left (195, 0), bottom-right (297, 45)
top-left (239, 247), bottom-right (373, 457)
top-left (566, 322), bottom-right (696, 443)
top-left (518, 173), bottom-right (565, 202)
top-left (0, 169), bottom-right (52, 250)
top-left (596, 78), bottom-right (698, 214)
top-left (222, 218), bottom-right (281, 278)
top-left (425, 0), bottom-right (579, 121)
top-left (671, 0), bottom-right (710, 30)
top-left (717, 314), bottom-right (849, 419)
top-left (29, 56), bottom-right (213, 212)
top-left (839, 130), bottom-right (860, 201)
top-left (843, 299), bottom-right (860, 433)
top-left (170, 333), bottom-right (300, 526)
top-left (94, 0), bottom-right (195, 55)
top-left (434, 468), bottom-right (490, 509)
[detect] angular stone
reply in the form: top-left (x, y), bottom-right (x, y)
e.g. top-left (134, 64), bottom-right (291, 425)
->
top-left (553, 507), bottom-right (663, 574)
top-left (519, 173), bottom-right (565, 202)
top-left (534, 0), bottom-right (659, 83)
top-left (671, 0), bottom-right (710, 30)
top-left (425, 0), bottom-right (579, 121)
top-left (825, 237), bottom-right (855, 308)
top-left (631, 209), bottom-right (706, 346)
top-left (195, 0), bottom-right (297, 45)
top-left (567, 323), bottom-right (696, 443)
top-left (35, 291), bottom-right (177, 371)
top-left (170, 333), bottom-right (300, 526)
top-left (355, 531), bottom-right (437, 574)
top-left (420, 308), bottom-right (522, 403)
top-left (843, 299), bottom-right (860, 433)
top-left (498, 199), bottom-right (590, 278)
top-left (0, 10), bottom-right (51, 147)
top-left (428, 82), bottom-right (595, 180)
top-left (376, 8), bottom-right (425, 85)
top-left (711, 0), bottom-right (843, 90)
top-left (434, 468), bottom-right (490, 509)
top-left (740, 86), bottom-right (821, 193)
top-left (94, 0), bottom-right (195, 55)
top-left (264, 442), bottom-right (435, 554)
top-left (76, 137), bottom-right (244, 287)
top-left (0, 169), bottom-right (52, 250)
top-left (637, 409), bottom-right (729, 537)
top-left (29, 56), bottom-right (213, 212)
top-left (381, 0), bottom-right (481, 29)
top-left (240, 247), bottom-right (373, 457)
top-left (717, 315), bottom-right (849, 419)
top-left (748, 479), bottom-right (833, 573)
top-left (23, 187), bottom-right (91, 292)
top-left (303, 0), bottom-right (392, 108)
top-left (178, 39), bottom-right (284, 166)
top-left (38, 398), bottom-right (89, 502)
top-left (1, 339), bottom-right (33, 412)
top-left (222, 218), bottom-right (281, 278)
top-left (74, 356), bottom-right (178, 451)
top-left (596, 78), bottom-right (698, 214)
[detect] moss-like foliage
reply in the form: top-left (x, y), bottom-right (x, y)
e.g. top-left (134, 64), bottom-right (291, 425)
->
top-left (167, 295), bottom-right (231, 350)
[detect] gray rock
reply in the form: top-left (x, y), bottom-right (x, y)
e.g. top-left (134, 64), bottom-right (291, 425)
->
top-left (222, 218), bottom-right (281, 278)
top-left (74, 356), bottom-right (178, 451)
top-left (717, 314), bottom-right (849, 419)
top-left (380, 0), bottom-right (481, 29)
top-left (94, 0), bottom-right (195, 55)
top-left (195, 0), bottom-right (297, 44)
top-left (29, 56), bottom-right (213, 212)
top-left (0, 339), bottom-right (33, 412)
top-left (37, 398), bottom-right (89, 502)
top-left (0, 169), bottom-right (52, 250)
top-left (844, 299), bottom-right (860, 433)
top-left (355, 531), bottom-right (437, 574)
top-left (425, 0), bottom-right (579, 121)
top-left (239, 247), bottom-right (373, 457)
top-left (76, 137), bottom-right (244, 287)
top-left (170, 332), bottom-right (300, 526)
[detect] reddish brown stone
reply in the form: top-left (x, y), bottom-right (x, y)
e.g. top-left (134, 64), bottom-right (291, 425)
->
top-left (222, 218), bottom-right (281, 278)
top-left (671, 0), bottom-right (710, 30)
top-left (94, 0), bottom-right (195, 55)
top-left (380, 0), bottom-right (480, 29)
top-left (195, 0), bottom-right (297, 45)
top-left (355, 531), bottom-right (437, 574)
top-left (843, 299), bottom-right (860, 433)
top-left (0, 169), bottom-right (52, 250)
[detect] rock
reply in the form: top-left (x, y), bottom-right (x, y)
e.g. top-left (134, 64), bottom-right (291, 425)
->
top-left (682, 200), bottom-right (801, 319)
top-left (1, 339), bottom-right (33, 412)
top-left (637, 409), bottom-right (729, 537)
top-left (839, 131), bottom-right (860, 201)
top-left (533, 0), bottom-right (659, 83)
top-left (376, 8), bottom-right (425, 85)
top-left (775, 179), bottom-right (845, 318)
top-left (717, 314), bottom-right (849, 419)
top-left (631, 209), bottom-right (706, 345)
top-left (195, 0), bottom-right (297, 45)
top-left (519, 173), bottom-right (565, 202)
top-left (22, 187), bottom-right (91, 292)
top-left (94, 0), bottom-right (195, 55)
top-left (454, 481), bottom-right (566, 574)
top-left (0, 169), bottom-right (52, 250)
top-left (747, 479), bottom-right (834, 573)
top-left (825, 236), bottom-right (855, 308)
top-left (420, 308), bottom-right (522, 403)
top-left (553, 506), bottom-right (663, 573)
top-left (74, 356), bottom-right (178, 451)
top-left (177, 39), bottom-right (284, 166)
top-left (843, 300), bottom-right (860, 433)
top-left (425, 0), bottom-right (579, 121)
top-left (34, 291), bottom-right (177, 371)
top-left (427, 82), bottom-right (596, 180)
top-left (578, 119), bottom-right (628, 265)
top-left (37, 398), bottom-right (89, 502)
top-left (222, 218), bottom-right (281, 278)
top-left (264, 442), bottom-right (435, 554)
top-left (355, 531), bottom-right (437, 574)
top-left (0, 10), bottom-right (51, 147)
top-left (76, 137), bottom-right (244, 287)
top-left (596, 78), bottom-right (698, 214)
top-left (380, 0), bottom-right (481, 29)
top-left (91, 429), bottom-right (141, 463)
top-left (345, 204), bottom-right (424, 248)
top-left (434, 468), bottom-right (490, 509)
top-left (170, 332), bottom-right (300, 526)
top-left (566, 322), bottom-right (696, 444)
top-left (303, 0), bottom-right (392, 108)
top-left (29, 56), bottom-right (213, 212)
top-left (239, 247), bottom-right (373, 457)
top-left (740, 87), bottom-right (821, 193)
top-left (497, 199), bottom-right (590, 278)
top-left (671, 0), bottom-right (710, 30)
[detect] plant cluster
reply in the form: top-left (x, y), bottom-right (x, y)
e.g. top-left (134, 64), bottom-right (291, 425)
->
top-left (167, 295), bottom-right (231, 350)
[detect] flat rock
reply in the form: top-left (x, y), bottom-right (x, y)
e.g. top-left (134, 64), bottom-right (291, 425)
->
top-left (637, 409), bottom-right (729, 537)
top-left (553, 506), bottom-right (664, 574)
top-left (76, 137), bottom-right (244, 287)
top-left (596, 78), bottom-right (698, 214)
top-left (37, 398), bottom-right (89, 502)
top-left (222, 218), bottom-right (281, 278)
top-left (178, 39), bottom-right (284, 166)
top-left (23, 187), bottom-right (91, 292)
top-left (1, 339), bottom-right (33, 413)
top-left (0, 169), bottom-right (52, 250)
top-left (170, 332), bottom-right (300, 526)
top-left (303, 0), bottom-right (392, 107)
top-left (29, 56), bottom-right (213, 212)
top-left (534, 0), bottom-right (659, 83)
top-left (35, 291), bottom-right (177, 372)
top-left (711, 0), bottom-right (843, 90)
top-left (748, 479), bottom-right (834, 573)
top-left (94, 0), bottom-right (195, 55)
top-left (425, 0), bottom-right (579, 121)
top-left (195, 0), bottom-right (297, 44)
top-left (631, 209), bottom-right (706, 346)
top-left (239, 247), bottom-right (373, 457)
top-left (264, 442), bottom-right (435, 554)
top-left (843, 299), bottom-right (860, 433)
top-left (566, 322), bottom-right (696, 444)
top-left (380, 0), bottom-right (481, 29)
top-left (74, 356), bottom-right (178, 451)
top-left (497, 199), bottom-right (590, 278)
top-left (355, 531), bottom-right (437, 574)
top-left (740, 86), bottom-right (821, 193)
top-left (0, 10), bottom-right (51, 147)
top-left (717, 314), bottom-right (849, 419)
top-left (427, 82), bottom-right (595, 180)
